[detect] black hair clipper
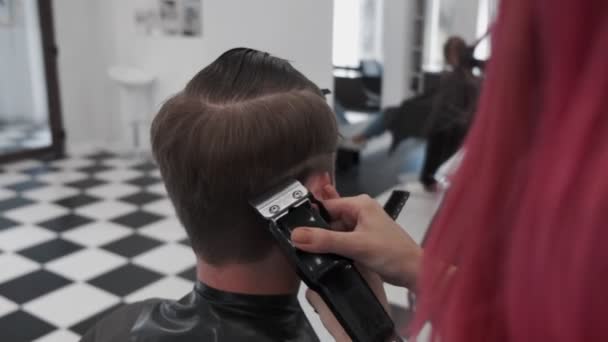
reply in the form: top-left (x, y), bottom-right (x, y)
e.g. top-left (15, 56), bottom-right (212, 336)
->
top-left (251, 180), bottom-right (409, 342)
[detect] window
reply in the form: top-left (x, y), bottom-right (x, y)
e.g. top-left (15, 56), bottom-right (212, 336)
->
top-left (422, 0), bottom-right (498, 72)
top-left (332, 0), bottom-right (383, 68)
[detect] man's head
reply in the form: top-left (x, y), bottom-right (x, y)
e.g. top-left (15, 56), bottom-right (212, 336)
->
top-left (151, 48), bottom-right (338, 265)
top-left (444, 36), bottom-right (468, 68)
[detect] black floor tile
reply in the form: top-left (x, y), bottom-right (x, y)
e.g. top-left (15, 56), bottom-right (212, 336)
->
top-left (88, 264), bottom-right (163, 296)
top-left (178, 237), bottom-right (191, 247)
top-left (65, 178), bottom-right (107, 190)
top-left (111, 210), bottom-right (164, 229)
top-left (54, 193), bottom-right (102, 209)
top-left (119, 191), bottom-right (163, 206)
top-left (0, 270), bottom-right (71, 304)
top-left (0, 216), bottom-right (19, 231)
top-left (37, 213), bottom-right (94, 232)
top-left (127, 175), bottom-right (162, 187)
top-left (5, 179), bottom-right (49, 192)
top-left (0, 197), bottom-right (35, 211)
top-left (131, 161), bottom-right (158, 172)
top-left (177, 266), bottom-right (197, 282)
top-left (69, 303), bottom-right (124, 336)
top-left (85, 151), bottom-right (117, 160)
top-left (101, 234), bottom-right (162, 258)
top-left (18, 238), bottom-right (84, 263)
top-left (77, 164), bottom-right (113, 174)
top-left (0, 311), bottom-right (55, 341)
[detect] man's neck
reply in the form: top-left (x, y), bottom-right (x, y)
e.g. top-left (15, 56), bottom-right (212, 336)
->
top-left (196, 249), bottom-right (300, 295)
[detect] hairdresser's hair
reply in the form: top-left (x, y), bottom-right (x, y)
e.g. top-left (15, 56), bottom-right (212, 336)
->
top-left (414, 1), bottom-right (608, 341)
top-left (151, 48), bottom-right (338, 264)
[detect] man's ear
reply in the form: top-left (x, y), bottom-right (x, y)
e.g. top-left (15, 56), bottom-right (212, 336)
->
top-left (305, 172), bottom-right (333, 200)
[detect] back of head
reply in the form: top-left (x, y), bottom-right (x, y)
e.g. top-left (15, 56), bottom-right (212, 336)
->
top-left (151, 48), bottom-right (338, 265)
top-left (443, 36), bottom-right (468, 69)
top-left (416, 0), bottom-right (608, 341)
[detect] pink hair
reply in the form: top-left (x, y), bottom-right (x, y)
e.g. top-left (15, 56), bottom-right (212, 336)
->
top-left (413, 0), bottom-right (608, 341)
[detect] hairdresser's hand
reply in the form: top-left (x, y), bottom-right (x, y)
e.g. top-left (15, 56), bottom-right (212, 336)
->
top-left (293, 187), bottom-right (422, 289)
top-left (306, 266), bottom-right (388, 342)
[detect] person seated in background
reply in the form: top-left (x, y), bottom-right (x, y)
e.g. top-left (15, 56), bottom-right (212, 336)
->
top-left (419, 36), bottom-right (480, 191)
top-left (346, 36), bottom-right (480, 191)
top-left (81, 48), bottom-right (339, 342)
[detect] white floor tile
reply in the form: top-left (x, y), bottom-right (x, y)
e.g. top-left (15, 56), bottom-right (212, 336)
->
top-left (3, 203), bottom-right (69, 224)
top-left (0, 187), bottom-right (17, 201)
top-left (95, 169), bottom-right (141, 182)
top-left (0, 172), bottom-right (30, 186)
top-left (22, 185), bottom-right (79, 202)
top-left (147, 182), bottom-right (168, 196)
top-left (0, 253), bottom-right (41, 283)
top-left (384, 283), bottom-right (409, 308)
top-left (37, 171), bottom-right (88, 185)
top-left (0, 226), bottom-right (57, 252)
top-left (0, 295), bottom-right (18, 317)
top-left (23, 283), bottom-right (120, 328)
top-left (133, 243), bottom-right (195, 275)
top-left (86, 183), bottom-right (140, 199)
top-left (34, 329), bottom-right (80, 342)
top-left (61, 221), bottom-right (132, 247)
top-left (101, 157), bottom-right (140, 168)
top-left (143, 199), bottom-right (176, 217)
top-left (124, 276), bottom-right (193, 304)
top-left (150, 169), bottom-right (162, 178)
top-left (50, 158), bottom-right (94, 169)
top-left (139, 218), bottom-right (186, 242)
top-left (2, 159), bottom-right (44, 172)
top-left (75, 201), bottom-right (137, 220)
top-left (45, 248), bottom-right (127, 281)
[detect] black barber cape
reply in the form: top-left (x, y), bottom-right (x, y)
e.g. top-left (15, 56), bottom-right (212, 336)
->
top-left (81, 282), bottom-right (320, 342)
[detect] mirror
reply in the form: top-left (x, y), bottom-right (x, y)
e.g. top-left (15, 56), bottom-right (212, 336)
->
top-left (0, 0), bottom-right (64, 162)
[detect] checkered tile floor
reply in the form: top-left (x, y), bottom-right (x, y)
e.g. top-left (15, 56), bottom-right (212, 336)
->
top-left (0, 150), bottom-right (197, 341)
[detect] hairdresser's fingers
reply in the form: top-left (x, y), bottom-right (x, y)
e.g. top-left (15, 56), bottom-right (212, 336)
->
top-left (320, 195), bottom-right (378, 227)
top-left (306, 290), bottom-right (351, 342)
top-left (292, 229), bottom-right (371, 260)
top-left (321, 185), bottom-right (348, 231)
top-left (322, 184), bottom-right (341, 200)
top-left (329, 220), bottom-right (351, 232)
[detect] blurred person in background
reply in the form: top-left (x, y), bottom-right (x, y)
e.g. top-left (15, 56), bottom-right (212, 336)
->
top-left (347, 36), bottom-right (481, 192)
top-left (419, 36), bottom-right (481, 191)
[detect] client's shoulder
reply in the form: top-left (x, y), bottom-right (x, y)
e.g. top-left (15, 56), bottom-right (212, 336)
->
top-left (80, 299), bottom-right (162, 342)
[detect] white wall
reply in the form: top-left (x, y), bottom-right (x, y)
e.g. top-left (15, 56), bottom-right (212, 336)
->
top-left (53, 0), bottom-right (335, 151)
top-left (449, 0), bottom-right (480, 42)
top-left (0, 0), bottom-right (47, 124)
top-left (53, 0), bottom-right (111, 145)
top-left (381, 0), bottom-right (416, 107)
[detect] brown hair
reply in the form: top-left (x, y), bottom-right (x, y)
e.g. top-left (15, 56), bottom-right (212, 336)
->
top-left (151, 48), bottom-right (338, 265)
top-left (444, 36), bottom-right (468, 68)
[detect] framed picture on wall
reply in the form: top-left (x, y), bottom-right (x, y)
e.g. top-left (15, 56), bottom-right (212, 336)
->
top-left (133, 0), bottom-right (202, 37)
top-left (182, 0), bottom-right (202, 36)
top-left (0, 0), bottom-right (12, 26)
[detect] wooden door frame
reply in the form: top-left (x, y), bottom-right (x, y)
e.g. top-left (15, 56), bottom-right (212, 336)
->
top-left (0, 0), bottom-right (65, 164)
